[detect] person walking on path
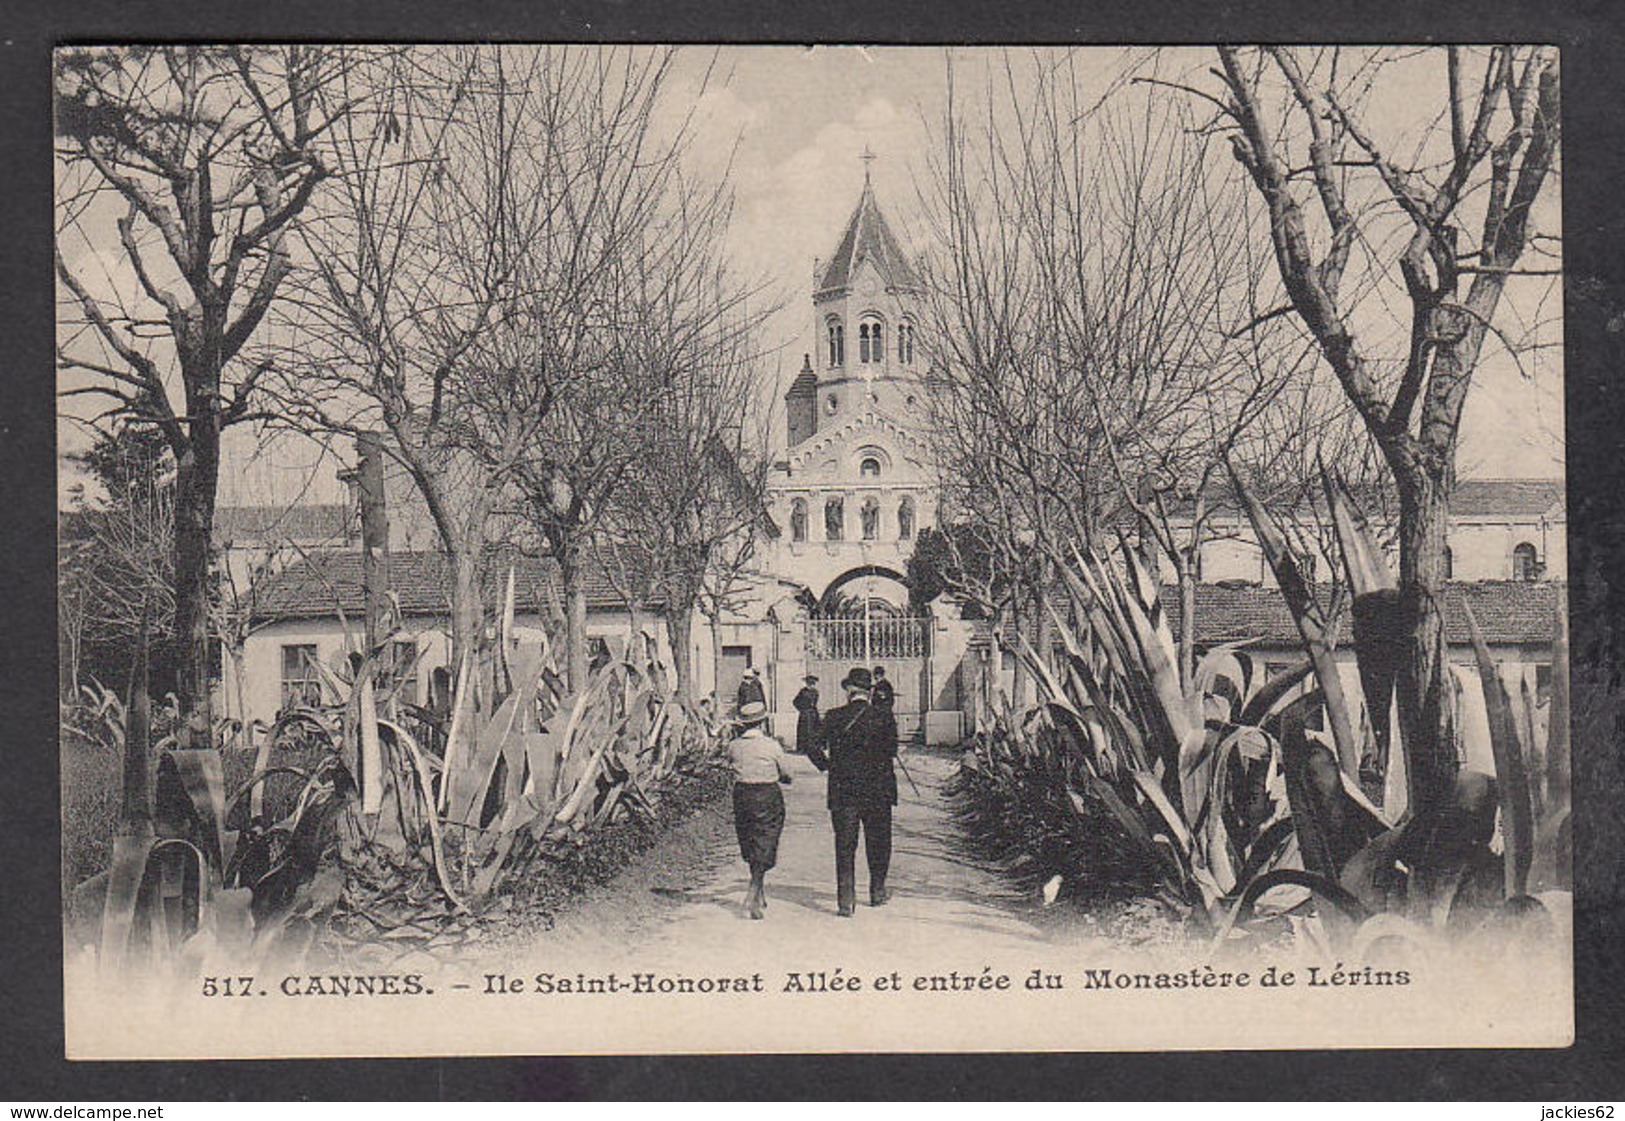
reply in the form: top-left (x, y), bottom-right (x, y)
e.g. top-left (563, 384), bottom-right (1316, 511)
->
top-left (871, 665), bottom-right (895, 712)
top-left (804, 666), bottom-right (898, 916)
top-left (735, 666), bottom-right (766, 716)
top-left (727, 699), bottom-right (793, 920)
top-left (792, 674), bottom-right (821, 753)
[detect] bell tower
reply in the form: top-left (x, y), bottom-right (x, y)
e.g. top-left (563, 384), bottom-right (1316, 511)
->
top-left (806, 150), bottom-right (924, 432)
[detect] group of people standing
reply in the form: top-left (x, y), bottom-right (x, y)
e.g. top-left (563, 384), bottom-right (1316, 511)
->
top-left (725, 665), bottom-right (900, 920)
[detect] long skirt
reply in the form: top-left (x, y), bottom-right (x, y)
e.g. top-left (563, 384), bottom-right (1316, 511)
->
top-left (732, 781), bottom-right (786, 873)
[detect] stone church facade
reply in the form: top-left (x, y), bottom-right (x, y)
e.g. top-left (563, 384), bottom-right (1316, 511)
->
top-left (728, 176), bottom-right (975, 746)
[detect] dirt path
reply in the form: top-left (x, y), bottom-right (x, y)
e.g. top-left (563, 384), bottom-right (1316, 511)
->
top-left (503, 744), bottom-right (1067, 974)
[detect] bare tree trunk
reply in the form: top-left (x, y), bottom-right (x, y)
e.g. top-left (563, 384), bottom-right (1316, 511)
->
top-left (559, 539), bottom-right (590, 693)
top-left (710, 610), bottom-right (725, 699)
top-left (171, 432), bottom-right (218, 747)
top-left (667, 604), bottom-right (696, 704)
top-left (451, 547), bottom-right (483, 685)
top-left (358, 431), bottom-right (390, 659)
top-left (121, 623), bottom-right (152, 827)
top-left (1395, 472), bottom-right (1459, 811)
top-left (1033, 568), bottom-right (1054, 688)
top-left (1009, 633), bottom-right (1027, 711)
top-left (628, 602), bottom-right (646, 664)
top-left (1177, 552), bottom-right (1197, 691)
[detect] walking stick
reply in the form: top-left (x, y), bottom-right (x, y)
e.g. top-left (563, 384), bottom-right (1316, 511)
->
top-left (894, 751), bottom-right (923, 800)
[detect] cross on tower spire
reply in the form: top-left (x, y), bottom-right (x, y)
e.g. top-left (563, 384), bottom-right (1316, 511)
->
top-left (861, 143), bottom-right (876, 182)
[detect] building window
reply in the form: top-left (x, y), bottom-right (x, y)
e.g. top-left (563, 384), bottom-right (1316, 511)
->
top-left (827, 320), bottom-right (844, 367)
top-left (898, 497), bottom-right (915, 540)
top-left (1512, 542), bottom-right (1540, 581)
top-left (898, 323), bottom-right (915, 364)
top-left (825, 496), bottom-right (845, 542)
top-left (281, 644), bottom-right (322, 710)
top-left (790, 498), bottom-right (808, 542)
top-left (861, 497), bottom-right (880, 540)
top-left (858, 319), bottom-right (883, 364)
top-left (382, 640), bottom-right (419, 707)
top-left (1442, 544), bottom-right (1453, 579)
top-left (860, 456), bottom-right (881, 478)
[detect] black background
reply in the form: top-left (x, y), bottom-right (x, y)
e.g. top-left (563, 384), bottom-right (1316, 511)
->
top-left (4, 1), bottom-right (1623, 1100)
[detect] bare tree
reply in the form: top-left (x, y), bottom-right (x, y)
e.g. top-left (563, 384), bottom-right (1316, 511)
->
top-left (274, 46), bottom-right (569, 677)
top-left (55, 46), bottom-right (358, 742)
top-left (920, 53), bottom-right (1327, 688)
top-left (457, 48), bottom-right (767, 694)
top-left (1067, 96), bottom-right (1319, 685)
top-left (598, 254), bottom-right (776, 703)
top-left (1207, 46), bottom-right (1561, 807)
top-left (58, 426), bottom-right (176, 697)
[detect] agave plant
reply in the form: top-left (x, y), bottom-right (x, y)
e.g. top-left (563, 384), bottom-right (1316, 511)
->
top-left (72, 562), bottom-right (724, 975)
top-left (955, 533), bottom-right (1370, 938)
top-left (1229, 466), bottom-right (1571, 949)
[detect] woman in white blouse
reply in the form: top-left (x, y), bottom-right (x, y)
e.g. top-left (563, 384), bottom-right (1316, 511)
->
top-left (728, 699), bottom-right (793, 919)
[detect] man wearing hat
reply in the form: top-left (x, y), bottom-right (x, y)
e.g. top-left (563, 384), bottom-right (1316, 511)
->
top-left (804, 666), bottom-right (899, 916)
top-left (871, 665), bottom-right (895, 712)
top-left (792, 674), bottom-right (821, 754)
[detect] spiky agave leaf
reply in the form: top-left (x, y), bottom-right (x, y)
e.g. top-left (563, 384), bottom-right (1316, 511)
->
top-left (1230, 466), bottom-right (1361, 775)
top-left (1047, 601), bottom-right (1154, 773)
top-left (1113, 535), bottom-right (1199, 743)
top-left (1278, 696), bottom-right (1348, 880)
top-left (1463, 600), bottom-right (1535, 899)
top-left (444, 643), bottom-right (550, 826)
top-left (1210, 866), bottom-right (1371, 950)
top-left (1321, 467), bottom-right (1403, 779)
top-left (1193, 642), bottom-right (1256, 716)
top-left (1238, 658), bottom-right (1314, 727)
top-left (376, 720), bottom-right (469, 913)
top-left (155, 748), bottom-right (233, 873)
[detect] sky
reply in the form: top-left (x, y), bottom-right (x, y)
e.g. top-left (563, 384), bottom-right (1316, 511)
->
top-left (664, 45), bottom-right (1563, 479)
top-left (57, 45), bottom-right (1565, 510)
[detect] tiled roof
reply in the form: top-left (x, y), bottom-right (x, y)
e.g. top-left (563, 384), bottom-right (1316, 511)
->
top-left (251, 550), bottom-right (664, 623)
top-left (786, 369), bottom-right (818, 397)
top-left (980, 580), bottom-right (1559, 649)
top-left (215, 503), bottom-right (355, 545)
top-left (816, 179), bottom-right (921, 294)
top-left (1449, 479), bottom-right (1565, 519)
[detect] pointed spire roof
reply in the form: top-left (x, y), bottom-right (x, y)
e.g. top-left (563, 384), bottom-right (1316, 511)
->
top-left (816, 177), bottom-right (920, 295)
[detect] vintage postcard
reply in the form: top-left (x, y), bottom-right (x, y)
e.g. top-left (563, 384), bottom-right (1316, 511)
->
top-left (55, 44), bottom-right (1570, 1058)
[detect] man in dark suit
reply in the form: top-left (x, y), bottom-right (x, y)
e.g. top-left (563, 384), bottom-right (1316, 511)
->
top-left (870, 665), bottom-right (895, 712)
top-left (792, 674), bottom-right (821, 754)
top-left (804, 666), bottom-right (898, 916)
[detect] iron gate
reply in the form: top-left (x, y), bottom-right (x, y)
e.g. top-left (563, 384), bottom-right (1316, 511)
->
top-left (803, 615), bottom-right (932, 737)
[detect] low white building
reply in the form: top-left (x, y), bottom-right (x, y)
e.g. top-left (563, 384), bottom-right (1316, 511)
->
top-left (226, 550), bottom-right (677, 728)
top-left (1182, 479), bottom-right (1565, 586)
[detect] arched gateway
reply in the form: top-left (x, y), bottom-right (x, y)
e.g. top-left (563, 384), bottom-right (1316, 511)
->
top-left (804, 566), bottom-right (933, 735)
